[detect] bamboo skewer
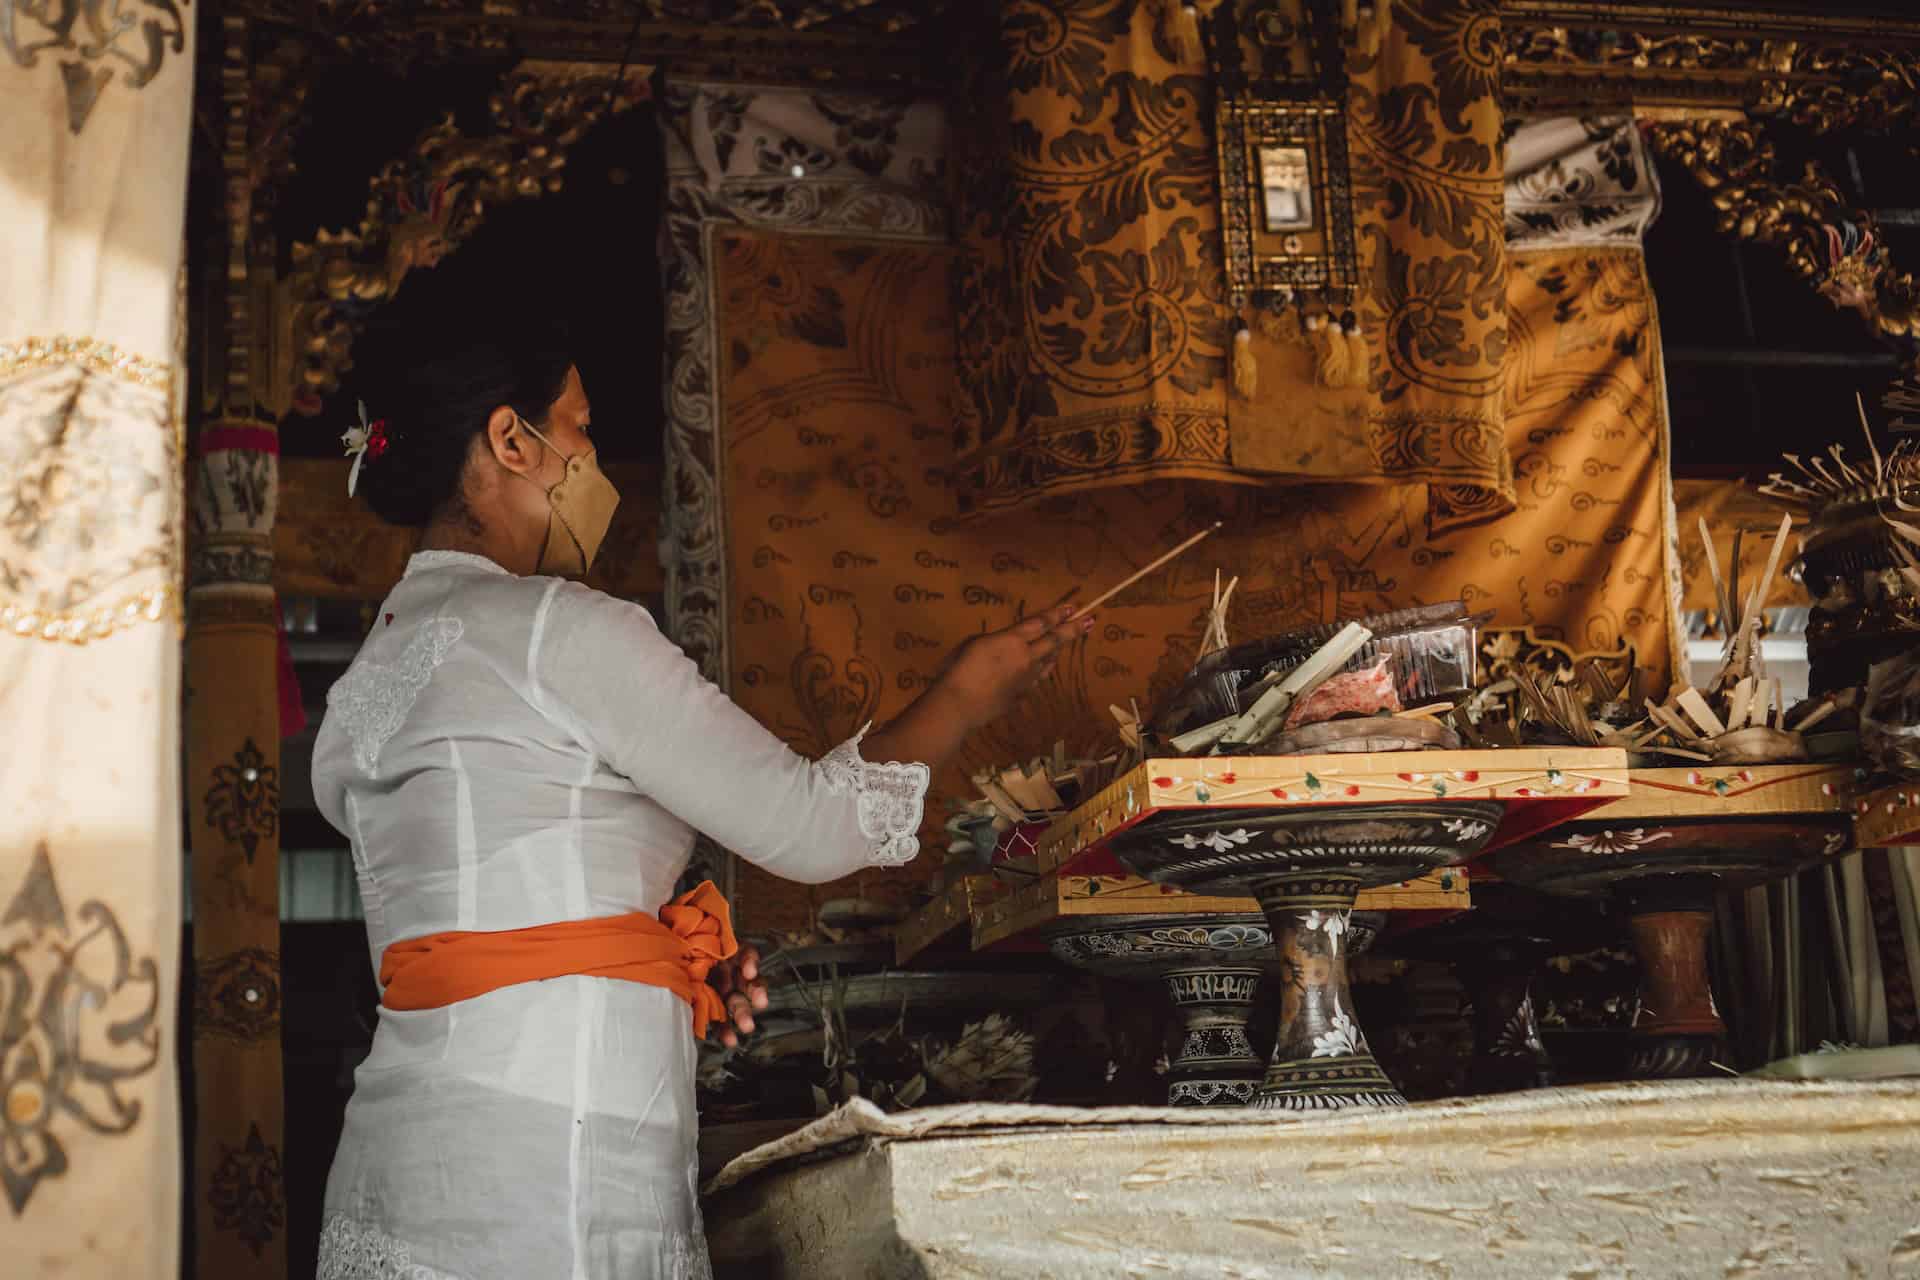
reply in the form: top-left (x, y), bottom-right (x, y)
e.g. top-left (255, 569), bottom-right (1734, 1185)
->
top-left (1699, 516), bottom-right (1732, 633)
top-left (1216, 621), bottom-right (1374, 750)
top-left (1066, 523), bottom-right (1221, 623)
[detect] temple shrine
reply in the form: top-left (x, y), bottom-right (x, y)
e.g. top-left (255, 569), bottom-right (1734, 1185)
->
top-left (5, 1), bottom-right (1920, 1276)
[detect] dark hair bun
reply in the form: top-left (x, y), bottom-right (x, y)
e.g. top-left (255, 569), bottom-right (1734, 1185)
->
top-left (349, 312), bottom-right (572, 528)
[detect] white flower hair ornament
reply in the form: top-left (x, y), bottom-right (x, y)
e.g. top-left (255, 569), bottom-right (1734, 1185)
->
top-left (341, 400), bottom-right (392, 497)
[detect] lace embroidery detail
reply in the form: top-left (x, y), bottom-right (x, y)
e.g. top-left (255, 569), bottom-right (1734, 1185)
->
top-left (675, 1153), bottom-right (715, 1280)
top-left (327, 618), bottom-right (464, 776)
top-left (317, 1214), bottom-right (460, 1280)
top-left (403, 549), bottom-right (506, 578)
top-left (814, 723), bottom-right (930, 867)
top-left (669, 1230), bottom-right (714, 1280)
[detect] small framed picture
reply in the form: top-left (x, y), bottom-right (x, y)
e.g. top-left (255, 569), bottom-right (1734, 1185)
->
top-left (1258, 144), bottom-right (1314, 233)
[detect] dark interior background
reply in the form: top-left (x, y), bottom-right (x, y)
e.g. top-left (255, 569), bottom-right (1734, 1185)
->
top-left (274, 65), bottom-right (667, 468)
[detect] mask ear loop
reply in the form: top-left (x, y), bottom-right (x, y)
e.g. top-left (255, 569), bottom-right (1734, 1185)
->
top-left (510, 413), bottom-right (579, 573)
top-left (513, 412), bottom-right (559, 463)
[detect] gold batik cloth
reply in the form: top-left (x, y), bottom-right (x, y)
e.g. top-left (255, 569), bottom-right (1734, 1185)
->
top-left (0, 10), bottom-right (192, 1275)
top-left (1673, 477), bottom-right (1805, 616)
top-left (948, 0), bottom-right (1236, 514)
top-left (951, 0), bottom-right (1515, 533)
top-left (658, 92), bottom-right (1674, 932)
top-left (1233, 0), bottom-right (1514, 536)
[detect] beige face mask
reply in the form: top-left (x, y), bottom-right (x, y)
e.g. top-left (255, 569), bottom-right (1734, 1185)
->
top-left (517, 416), bottom-right (621, 578)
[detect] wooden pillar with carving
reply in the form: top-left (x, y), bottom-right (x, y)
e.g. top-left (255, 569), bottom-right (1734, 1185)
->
top-left (184, 13), bottom-right (289, 1277)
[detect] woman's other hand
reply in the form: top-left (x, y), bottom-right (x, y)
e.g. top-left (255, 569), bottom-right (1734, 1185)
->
top-left (709, 945), bottom-right (768, 1049)
top-left (936, 604), bottom-right (1092, 728)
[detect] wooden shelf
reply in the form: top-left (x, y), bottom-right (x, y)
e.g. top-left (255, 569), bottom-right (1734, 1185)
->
top-left (969, 869), bottom-right (1468, 953)
top-left (1855, 779), bottom-right (1920, 849)
top-left (893, 875), bottom-right (1006, 967)
top-left (1584, 763), bottom-right (1856, 823)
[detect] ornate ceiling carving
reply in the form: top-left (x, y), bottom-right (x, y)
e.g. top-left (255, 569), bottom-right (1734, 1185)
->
top-left (1646, 117), bottom-right (1920, 368)
top-left (232, 0), bottom-right (940, 82)
top-left (270, 62), bottom-right (650, 418)
top-left (1503, 2), bottom-right (1920, 120)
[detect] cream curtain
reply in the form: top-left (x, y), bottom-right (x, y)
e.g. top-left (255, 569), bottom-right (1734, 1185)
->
top-left (0, 9), bottom-right (193, 1274)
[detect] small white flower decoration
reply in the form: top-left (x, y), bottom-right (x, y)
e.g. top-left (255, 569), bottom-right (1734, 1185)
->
top-left (1311, 1011), bottom-right (1363, 1057)
top-left (1442, 817), bottom-right (1492, 842)
top-left (340, 400), bottom-right (390, 497)
top-left (1302, 909), bottom-right (1348, 941)
top-left (1552, 828), bottom-right (1674, 856)
top-left (1169, 827), bottom-right (1254, 853)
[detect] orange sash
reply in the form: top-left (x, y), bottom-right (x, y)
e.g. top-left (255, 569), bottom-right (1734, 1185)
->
top-left (378, 881), bottom-right (739, 1037)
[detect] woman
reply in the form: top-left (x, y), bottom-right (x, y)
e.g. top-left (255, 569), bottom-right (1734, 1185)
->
top-left (311, 327), bottom-right (1085, 1279)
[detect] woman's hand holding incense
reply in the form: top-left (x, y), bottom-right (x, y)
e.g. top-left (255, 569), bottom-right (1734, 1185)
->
top-left (860, 605), bottom-right (1091, 771)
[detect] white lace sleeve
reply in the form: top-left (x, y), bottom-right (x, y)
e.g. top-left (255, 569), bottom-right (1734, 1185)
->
top-left (814, 724), bottom-right (932, 868)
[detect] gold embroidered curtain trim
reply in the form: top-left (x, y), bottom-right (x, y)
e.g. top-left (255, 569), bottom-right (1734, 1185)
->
top-left (0, 342), bottom-right (184, 644)
top-left (1, 584), bottom-right (179, 644)
top-left (2, 5), bottom-right (191, 1268)
top-left (0, 335), bottom-right (175, 389)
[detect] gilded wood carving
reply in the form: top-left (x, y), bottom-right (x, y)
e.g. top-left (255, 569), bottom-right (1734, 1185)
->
top-left (1645, 117), bottom-right (1920, 370)
top-left (271, 64), bottom-right (650, 419)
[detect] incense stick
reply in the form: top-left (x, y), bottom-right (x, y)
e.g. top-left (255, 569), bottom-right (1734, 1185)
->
top-left (1067, 523), bottom-right (1221, 622)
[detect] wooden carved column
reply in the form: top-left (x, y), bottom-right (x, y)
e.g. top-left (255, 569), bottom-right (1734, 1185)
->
top-left (184, 13), bottom-right (288, 1277)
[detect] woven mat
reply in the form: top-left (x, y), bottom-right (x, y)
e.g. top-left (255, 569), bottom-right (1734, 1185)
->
top-left (704, 1077), bottom-right (1920, 1194)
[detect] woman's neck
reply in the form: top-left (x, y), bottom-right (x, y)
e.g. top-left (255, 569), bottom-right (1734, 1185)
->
top-left (418, 509), bottom-right (540, 577)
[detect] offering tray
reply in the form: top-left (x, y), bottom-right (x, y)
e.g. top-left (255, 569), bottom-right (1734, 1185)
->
top-left (894, 875), bottom-right (1008, 967)
top-left (1855, 778), bottom-right (1920, 849)
top-left (970, 868), bottom-right (1467, 951)
top-left (1031, 748), bottom-right (1630, 879)
top-left (1488, 764), bottom-right (1855, 1079)
top-left (1025, 749), bottom-right (1628, 1111)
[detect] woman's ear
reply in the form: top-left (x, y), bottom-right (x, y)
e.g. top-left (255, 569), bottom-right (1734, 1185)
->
top-left (485, 405), bottom-right (540, 476)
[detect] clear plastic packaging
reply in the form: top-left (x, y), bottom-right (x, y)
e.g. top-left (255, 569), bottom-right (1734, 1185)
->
top-left (1861, 651), bottom-right (1920, 780)
top-left (1152, 602), bottom-right (1486, 737)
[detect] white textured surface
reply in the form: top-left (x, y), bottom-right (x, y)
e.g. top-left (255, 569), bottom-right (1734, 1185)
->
top-left (706, 1080), bottom-right (1920, 1277)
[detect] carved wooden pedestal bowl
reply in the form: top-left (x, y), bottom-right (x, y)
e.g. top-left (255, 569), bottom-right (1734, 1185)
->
top-left (1110, 803), bottom-right (1503, 1110)
top-left (1048, 911), bottom-right (1389, 1107)
top-left (1049, 914), bottom-right (1272, 1106)
top-left (1489, 768), bottom-right (1854, 1079)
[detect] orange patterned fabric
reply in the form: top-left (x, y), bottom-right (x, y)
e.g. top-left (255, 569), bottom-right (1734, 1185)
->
top-left (378, 881), bottom-right (739, 1038)
top-left (948, 0), bottom-right (1236, 512)
top-left (950, 0), bottom-right (1514, 531)
top-left (715, 227), bottom-right (1671, 931)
